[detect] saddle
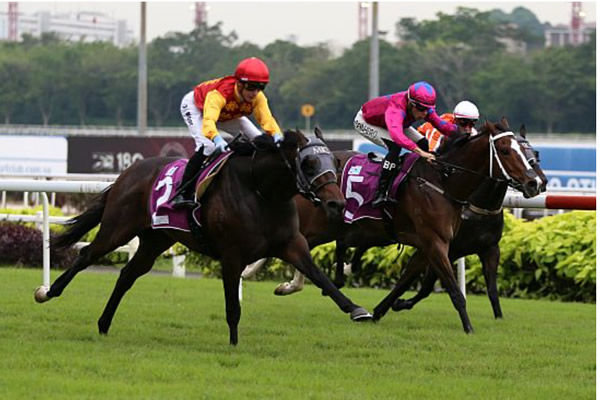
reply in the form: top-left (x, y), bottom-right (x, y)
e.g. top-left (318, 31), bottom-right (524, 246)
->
top-left (149, 152), bottom-right (233, 231)
top-left (341, 152), bottom-right (420, 223)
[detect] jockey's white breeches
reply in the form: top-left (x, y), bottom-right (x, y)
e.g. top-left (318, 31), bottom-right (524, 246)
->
top-left (353, 109), bottom-right (425, 149)
top-left (180, 91), bottom-right (262, 155)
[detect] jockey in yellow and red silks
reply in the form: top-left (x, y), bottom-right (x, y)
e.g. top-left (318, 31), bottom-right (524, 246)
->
top-left (353, 81), bottom-right (463, 207)
top-left (172, 57), bottom-right (283, 208)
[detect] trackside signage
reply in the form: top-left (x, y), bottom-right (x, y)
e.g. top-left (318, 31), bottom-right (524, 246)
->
top-left (0, 135), bottom-right (67, 175)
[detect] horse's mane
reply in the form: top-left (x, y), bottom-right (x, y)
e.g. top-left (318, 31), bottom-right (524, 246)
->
top-left (229, 130), bottom-right (298, 156)
top-left (438, 120), bottom-right (505, 158)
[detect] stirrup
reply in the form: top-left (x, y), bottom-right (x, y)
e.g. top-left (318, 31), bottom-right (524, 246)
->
top-left (171, 194), bottom-right (197, 209)
top-left (372, 193), bottom-right (396, 208)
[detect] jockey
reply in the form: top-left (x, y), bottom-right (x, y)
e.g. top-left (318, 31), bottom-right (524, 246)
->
top-left (353, 81), bottom-right (462, 207)
top-left (172, 57), bottom-right (283, 208)
top-left (418, 100), bottom-right (480, 153)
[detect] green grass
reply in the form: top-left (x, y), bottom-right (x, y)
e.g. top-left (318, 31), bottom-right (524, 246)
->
top-left (0, 267), bottom-right (595, 400)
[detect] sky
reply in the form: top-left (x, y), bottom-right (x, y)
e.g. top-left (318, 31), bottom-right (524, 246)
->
top-left (14, 1), bottom-right (598, 48)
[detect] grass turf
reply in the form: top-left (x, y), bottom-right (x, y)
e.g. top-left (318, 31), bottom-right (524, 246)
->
top-left (0, 267), bottom-right (595, 400)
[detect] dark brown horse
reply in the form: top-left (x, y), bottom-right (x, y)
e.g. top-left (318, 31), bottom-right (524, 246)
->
top-left (250, 120), bottom-right (542, 333)
top-left (335, 124), bottom-right (547, 319)
top-left (388, 125), bottom-right (547, 317)
top-left (34, 130), bottom-right (372, 345)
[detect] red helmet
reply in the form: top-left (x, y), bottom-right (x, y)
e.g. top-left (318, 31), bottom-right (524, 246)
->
top-left (234, 57), bottom-right (270, 83)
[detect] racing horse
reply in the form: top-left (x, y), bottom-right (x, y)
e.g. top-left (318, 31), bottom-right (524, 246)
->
top-left (327, 123), bottom-right (547, 319)
top-left (388, 124), bottom-right (547, 318)
top-left (247, 120), bottom-right (542, 333)
top-left (34, 130), bottom-right (372, 345)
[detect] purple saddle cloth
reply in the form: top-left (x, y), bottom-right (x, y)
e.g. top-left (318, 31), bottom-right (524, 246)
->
top-left (340, 152), bottom-right (420, 223)
top-left (149, 152), bottom-right (232, 231)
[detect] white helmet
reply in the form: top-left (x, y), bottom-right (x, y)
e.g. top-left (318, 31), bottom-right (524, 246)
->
top-left (453, 100), bottom-right (479, 120)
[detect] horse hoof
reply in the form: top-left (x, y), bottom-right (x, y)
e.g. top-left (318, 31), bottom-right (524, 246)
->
top-left (34, 286), bottom-right (50, 303)
top-left (350, 307), bottom-right (372, 322)
top-left (274, 283), bottom-right (302, 296)
top-left (391, 299), bottom-right (410, 312)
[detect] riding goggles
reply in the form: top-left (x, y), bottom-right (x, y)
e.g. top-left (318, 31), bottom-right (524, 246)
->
top-left (456, 118), bottom-right (477, 127)
top-left (410, 102), bottom-right (429, 112)
top-left (244, 81), bottom-right (267, 91)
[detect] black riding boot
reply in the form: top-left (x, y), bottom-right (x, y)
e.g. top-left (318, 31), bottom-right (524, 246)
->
top-left (171, 148), bottom-right (207, 209)
top-left (372, 145), bottom-right (400, 208)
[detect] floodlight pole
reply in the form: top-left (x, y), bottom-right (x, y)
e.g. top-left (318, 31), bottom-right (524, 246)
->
top-left (137, 2), bottom-right (147, 135)
top-left (368, 2), bottom-right (379, 99)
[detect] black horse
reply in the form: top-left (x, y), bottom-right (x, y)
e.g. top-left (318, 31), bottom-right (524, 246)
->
top-left (35, 130), bottom-right (372, 345)
top-left (254, 120), bottom-right (542, 332)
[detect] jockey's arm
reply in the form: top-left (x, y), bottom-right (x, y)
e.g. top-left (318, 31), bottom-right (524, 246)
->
top-left (426, 109), bottom-right (459, 137)
top-left (384, 104), bottom-right (418, 152)
top-left (202, 90), bottom-right (227, 140)
top-left (252, 92), bottom-right (281, 135)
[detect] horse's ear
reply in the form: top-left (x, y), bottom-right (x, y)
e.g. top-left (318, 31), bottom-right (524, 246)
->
top-left (501, 116), bottom-right (509, 129)
top-left (519, 124), bottom-right (527, 138)
top-left (484, 120), bottom-right (493, 131)
top-left (295, 128), bottom-right (309, 146)
top-left (314, 125), bottom-right (324, 141)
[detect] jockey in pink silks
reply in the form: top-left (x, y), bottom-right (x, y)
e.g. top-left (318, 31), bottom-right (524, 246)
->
top-left (353, 81), bottom-right (462, 207)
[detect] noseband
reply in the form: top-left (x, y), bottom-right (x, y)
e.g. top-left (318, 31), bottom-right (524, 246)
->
top-left (489, 130), bottom-right (535, 189)
top-left (294, 137), bottom-right (338, 205)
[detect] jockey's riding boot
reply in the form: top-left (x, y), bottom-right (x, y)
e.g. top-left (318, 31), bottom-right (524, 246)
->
top-left (372, 146), bottom-right (400, 208)
top-left (171, 149), bottom-right (207, 209)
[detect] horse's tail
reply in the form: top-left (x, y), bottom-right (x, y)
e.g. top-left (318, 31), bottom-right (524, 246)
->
top-left (52, 186), bottom-right (112, 250)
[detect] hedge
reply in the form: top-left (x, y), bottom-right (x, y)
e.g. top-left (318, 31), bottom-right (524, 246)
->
top-left (182, 211), bottom-right (596, 303)
top-left (0, 206), bottom-right (594, 302)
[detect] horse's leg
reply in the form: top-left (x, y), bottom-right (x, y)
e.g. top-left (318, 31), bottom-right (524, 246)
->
top-left (391, 267), bottom-right (437, 312)
top-left (97, 231), bottom-right (173, 334)
top-left (425, 242), bottom-right (473, 333)
top-left (372, 251), bottom-right (428, 321)
top-left (39, 221), bottom-right (139, 302)
top-left (277, 233), bottom-right (371, 321)
top-left (220, 258), bottom-right (243, 345)
top-left (479, 245), bottom-right (503, 319)
top-left (349, 246), bottom-right (367, 275)
top-left (241, 258), bottom-right (269, 279)
top-left (332, 240), bottom-right (348, 288)
top-left (274, 269), bottom-right (305, 296)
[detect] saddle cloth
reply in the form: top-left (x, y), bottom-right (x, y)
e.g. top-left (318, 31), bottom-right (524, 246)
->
top-left (340, 152), bottom-right (420, 223)
top-left (149, 152), bottom-right (232, 231)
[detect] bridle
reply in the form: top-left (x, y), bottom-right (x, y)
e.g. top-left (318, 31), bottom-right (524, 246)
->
top-left (294, 137), bottom-right (338, 205)
top-left (250, 135), bottom-right (338, 205)
top-left (433, 130), bottom-right (534, 189)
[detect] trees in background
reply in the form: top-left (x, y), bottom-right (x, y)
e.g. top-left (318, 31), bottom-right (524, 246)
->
top-left (0, 7), bottom-right (595, 133)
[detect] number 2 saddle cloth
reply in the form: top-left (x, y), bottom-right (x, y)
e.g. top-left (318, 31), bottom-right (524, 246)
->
top-left (149, 152), bottom-right (233, 231)
top-left (340, 152), bottom-right (420, 223)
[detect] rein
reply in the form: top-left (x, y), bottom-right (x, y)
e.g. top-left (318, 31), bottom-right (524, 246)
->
top-left (249, 137), bottom-right (337, 204)
top-left (432, 130), bottom-right (521, 184)
top-left (414, 130), bottom-right (521, 206)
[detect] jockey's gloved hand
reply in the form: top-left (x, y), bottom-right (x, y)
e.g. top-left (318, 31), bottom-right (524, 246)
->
top-left (416, 138), bottom-right (429, 152)
top-left (273, 132), bottom-right (284, 144)
top-left (213, 135), bottom-right (228, 153)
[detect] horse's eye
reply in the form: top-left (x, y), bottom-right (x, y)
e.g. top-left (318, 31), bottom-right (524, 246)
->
top-left (500, 147), bottom-right (510, 156)
top-left (301, 156), bottom-right (320, 175)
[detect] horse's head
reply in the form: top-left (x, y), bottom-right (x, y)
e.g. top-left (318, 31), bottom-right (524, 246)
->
top-left (517, 123), bottom-right (548, 192)
top-left (480, 119), bottom-right (541, 198)
top-left (234, 130), bottom-right (344, 219)
top-left (292, 127), bottom-right (345, 220)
